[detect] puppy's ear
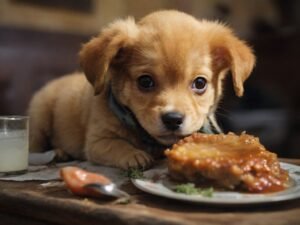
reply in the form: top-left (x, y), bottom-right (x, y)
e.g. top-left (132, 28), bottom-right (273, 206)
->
top-left (212, 35), bottom-right (255, 97)
top-left (79, 17), bottom-right (139, 95)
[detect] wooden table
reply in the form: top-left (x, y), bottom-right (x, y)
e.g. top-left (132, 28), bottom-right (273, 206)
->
top-left (1, 158), bottom-right (300, 225)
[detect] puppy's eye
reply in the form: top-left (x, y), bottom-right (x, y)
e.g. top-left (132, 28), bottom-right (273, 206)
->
top-left (137, 74), bottom-right (155, 91)
top-left (192, 77), bottom-right (207, 94)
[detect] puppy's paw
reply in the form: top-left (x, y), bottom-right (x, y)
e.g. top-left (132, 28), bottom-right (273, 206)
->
top-left (54, 148), bottom-right (73, 162)
top-left (119, 150), bottom-right (154, 170)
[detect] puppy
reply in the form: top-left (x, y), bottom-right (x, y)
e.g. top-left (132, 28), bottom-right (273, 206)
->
top-left (28, 10), bottom-right (255, 169)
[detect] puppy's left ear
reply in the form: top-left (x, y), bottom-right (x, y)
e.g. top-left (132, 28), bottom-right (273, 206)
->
top-left (212, 36), bottom-right (256, 97)
top-left (79, 17), bottom-right (139, 95)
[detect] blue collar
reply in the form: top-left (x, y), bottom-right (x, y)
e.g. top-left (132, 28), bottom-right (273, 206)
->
top-left (108, 87), bottom-right (220, 158)
top-left (108, 87), bottom-right (167, 158)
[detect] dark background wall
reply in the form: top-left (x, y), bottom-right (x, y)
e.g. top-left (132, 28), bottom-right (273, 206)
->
top-left (0, 0), bottom-right (299, 157)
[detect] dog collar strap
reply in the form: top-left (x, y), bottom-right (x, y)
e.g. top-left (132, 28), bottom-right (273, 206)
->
top-left (199, 118), bottom-right (221, 134)
top-left (108, 87), bottom-right (167, 157)
top-left (108, 88), bottom-right (137, 129)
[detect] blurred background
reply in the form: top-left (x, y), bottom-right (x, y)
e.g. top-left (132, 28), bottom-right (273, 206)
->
top-left (0, 0), bottom-right (299, 157)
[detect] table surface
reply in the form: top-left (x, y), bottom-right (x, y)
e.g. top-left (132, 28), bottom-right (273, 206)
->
top-left (1, 158), bottom-right (300, 225)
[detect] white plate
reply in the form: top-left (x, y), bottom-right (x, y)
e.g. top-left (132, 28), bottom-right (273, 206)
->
top-left (132, 162), bottom-right (300, 205)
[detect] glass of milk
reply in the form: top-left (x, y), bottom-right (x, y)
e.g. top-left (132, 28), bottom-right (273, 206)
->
top-left (0, 116), bottom-right (29, 175)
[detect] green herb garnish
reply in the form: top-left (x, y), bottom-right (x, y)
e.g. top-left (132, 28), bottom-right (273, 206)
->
top-left (122, 168), bottom-right (144, 179)
top-left (174, 183), bottom-right (214, 197)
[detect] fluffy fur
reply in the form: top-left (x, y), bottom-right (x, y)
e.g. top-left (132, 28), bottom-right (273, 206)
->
top-left (28, 10), bottom-right (255, 169)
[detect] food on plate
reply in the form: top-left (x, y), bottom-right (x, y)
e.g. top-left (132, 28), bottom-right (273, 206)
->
top-left (60, 166), bottom-right (111, 196)
top-left (165, 132), bottom-right (290, 193)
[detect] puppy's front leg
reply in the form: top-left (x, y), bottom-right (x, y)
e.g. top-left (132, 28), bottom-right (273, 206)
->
top-left (85, 137), bottom-right (154, 169)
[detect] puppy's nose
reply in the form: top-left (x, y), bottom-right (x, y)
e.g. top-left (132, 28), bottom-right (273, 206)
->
top-left (161, 112), bottom-right (184, 131)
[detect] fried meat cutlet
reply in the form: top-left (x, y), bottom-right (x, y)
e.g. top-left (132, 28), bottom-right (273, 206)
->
top-left (165, 132), bottom-right (290, 193)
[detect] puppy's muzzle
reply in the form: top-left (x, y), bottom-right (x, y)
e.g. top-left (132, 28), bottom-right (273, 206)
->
top-left (161, 112), bottom-right (184, 131)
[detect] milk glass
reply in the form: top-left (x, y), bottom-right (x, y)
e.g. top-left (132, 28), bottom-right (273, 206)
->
top-left (0, 116), bottom-right (29, 175)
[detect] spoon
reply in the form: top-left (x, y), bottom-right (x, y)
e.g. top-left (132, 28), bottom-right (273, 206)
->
top-left (84, 183), bottom-right (130, 200)
top-left (60, 166), bottom-right (130, 201)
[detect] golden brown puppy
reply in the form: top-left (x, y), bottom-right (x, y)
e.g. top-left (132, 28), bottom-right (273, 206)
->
top-left (29, 10), bottom-right (255, 169)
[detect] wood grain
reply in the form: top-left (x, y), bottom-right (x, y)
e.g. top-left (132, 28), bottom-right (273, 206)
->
top-left (1, 178), bottom-right (300, 225)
